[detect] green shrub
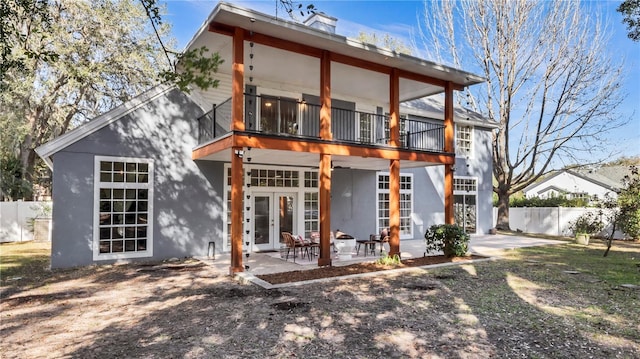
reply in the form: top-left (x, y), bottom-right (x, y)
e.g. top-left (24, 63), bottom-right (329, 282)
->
top-left (617, 166), bottom-right (640, 239)
top-left (507, 196), bottom-right (591, 208)
top-left (569, 212), bottom-right (604, 236)
top-left (424, 224), bottom-right (470, 257)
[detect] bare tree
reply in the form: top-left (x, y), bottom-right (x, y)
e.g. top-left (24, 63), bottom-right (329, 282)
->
top-left (418, 0), bottom-right (626, 229)
top-left (356, 32), bottom-right (413, 55)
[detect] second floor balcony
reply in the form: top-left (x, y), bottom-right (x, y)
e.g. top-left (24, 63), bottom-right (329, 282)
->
top-left (197, 94), bottom-right (446, 154)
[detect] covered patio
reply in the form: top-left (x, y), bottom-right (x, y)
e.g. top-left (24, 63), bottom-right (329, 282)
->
top-left (196, 234), bottom-right (565, 278)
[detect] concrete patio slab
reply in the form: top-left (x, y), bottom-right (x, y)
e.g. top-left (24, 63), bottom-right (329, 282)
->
top-left (197, 234), bottom-right (567, 277)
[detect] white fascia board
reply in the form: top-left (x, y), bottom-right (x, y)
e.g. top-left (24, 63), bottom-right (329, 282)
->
top-left (35, 84), bottom-right (175, 170)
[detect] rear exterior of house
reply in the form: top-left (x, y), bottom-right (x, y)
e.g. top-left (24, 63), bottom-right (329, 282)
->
top-left (37, 2), bottom-right (494, 270)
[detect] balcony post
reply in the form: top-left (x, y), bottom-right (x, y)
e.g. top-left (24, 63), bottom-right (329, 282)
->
top-left (444, 81), bottom-right (455, 225)
top-left (232, 27), bottom-right (245, 132)
top-left (320, 50), bottom-right (332, 140)
top-left (389, 68), bottom-right (400, 147)
top-left (230, 26), bottom-right (245, 275)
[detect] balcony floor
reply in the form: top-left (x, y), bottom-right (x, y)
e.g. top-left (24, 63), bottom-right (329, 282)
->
top-left (193, 132), bottom-right (453, 170)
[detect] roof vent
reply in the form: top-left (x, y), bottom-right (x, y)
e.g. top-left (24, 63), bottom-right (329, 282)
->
top-left (303, 12), bottom-right (337, 34)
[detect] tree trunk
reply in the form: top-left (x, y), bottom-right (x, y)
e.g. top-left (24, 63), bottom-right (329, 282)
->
top-left (19, 136), bottom-right (35, 201)
top-left (603, 221), bottom-right (615, 257)
top-left (495, 189), bottom-right (511, 230)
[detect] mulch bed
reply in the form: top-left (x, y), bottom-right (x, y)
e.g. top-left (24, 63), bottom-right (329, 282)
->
top-left (257, 254), bottom-right (485, 284)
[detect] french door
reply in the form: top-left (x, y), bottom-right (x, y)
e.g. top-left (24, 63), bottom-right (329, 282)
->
top-left (253, 192), bottom-right (297, 251)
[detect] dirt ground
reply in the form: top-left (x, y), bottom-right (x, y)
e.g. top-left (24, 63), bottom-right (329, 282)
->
top-left (257, 255), bottom-right (484, 284)
top-left (2, 241), bottom-right (639, 359)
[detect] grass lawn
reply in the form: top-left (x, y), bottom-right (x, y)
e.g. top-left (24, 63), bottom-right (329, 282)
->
top-left (0, 241), bottom-right (51, 286)
top-left (428, 239), bottom-right (640, 357)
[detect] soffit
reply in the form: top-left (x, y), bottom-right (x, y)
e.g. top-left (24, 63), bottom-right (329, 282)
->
top-left (184, 2), bottom-right (483, 101)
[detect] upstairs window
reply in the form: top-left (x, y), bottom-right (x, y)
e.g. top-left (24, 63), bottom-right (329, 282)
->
top-left (456, 125), bottom-right (473, 158)
top-left (260, 96), bottom-right (298, 135)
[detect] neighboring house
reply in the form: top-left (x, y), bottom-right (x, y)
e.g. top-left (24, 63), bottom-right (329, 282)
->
top-left (36, 2), bottom-right (495, 271)
top-left (523, 166), bottom-right (630, 201)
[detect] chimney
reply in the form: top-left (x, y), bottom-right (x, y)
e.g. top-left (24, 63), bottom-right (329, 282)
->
top-left (303, 12), bottom-right (337, 34)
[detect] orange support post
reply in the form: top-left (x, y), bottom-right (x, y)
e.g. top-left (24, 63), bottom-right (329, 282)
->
top-left (318, 50), bottom-right (332, 266)
top-left (389, 159), bottom-right (401, 257)
top-left (230, 147), bottom-right (244, 274)
top-left (229, 27), bottom-right (245, 275)
top-left (232, 27), bottom-right (245, 132)
top-left (444, 82), bottom-right (455, 224)
top-left (389, 68), bottom-right (400, 147)
top-left (318, 153), bottom-right (332, 266)
top-left (320, 50), bottom-right (332, 140)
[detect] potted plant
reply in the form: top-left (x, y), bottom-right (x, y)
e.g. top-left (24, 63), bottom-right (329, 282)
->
top-left (424, 224), bottom-right (470, 257)
top-left (569, 212), bottom-right (604, 245)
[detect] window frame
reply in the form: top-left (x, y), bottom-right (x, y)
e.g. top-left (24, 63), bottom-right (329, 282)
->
top-left (376, 172), bottom-right (414, 239)
top-left (93, 155), bottom-right (154, 261)
top-left (455, 124), bottom-right (474, 158)
top-left (453, 176), bottom-right (478, 234)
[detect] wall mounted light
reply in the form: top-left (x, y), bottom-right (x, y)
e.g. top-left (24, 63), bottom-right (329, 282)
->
top-left (234, 149), bottom-right (244, 158)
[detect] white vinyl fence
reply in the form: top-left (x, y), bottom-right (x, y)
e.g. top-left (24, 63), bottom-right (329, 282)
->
top-left (0, 201), bottom-right (52, 243)
top-left (493, 207), bottom-right (625, 239)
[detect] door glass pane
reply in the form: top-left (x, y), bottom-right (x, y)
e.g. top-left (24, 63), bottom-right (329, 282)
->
top-left (280, 99), bottom-right (298, 134)
top-left (260, 97), bottom-right (277, 133)
top-left (464, 195), bottom-right (477, 233)
top-left (254, 196), bottom-right (270, 245)
top-left (278, 195), bottom-right (295, 244)
top-left (454, 195), bottom-right (465, 230)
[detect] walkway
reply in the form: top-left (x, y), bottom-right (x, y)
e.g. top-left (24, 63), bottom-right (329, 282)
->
top-left (198, 234), bottom-right (566, 276)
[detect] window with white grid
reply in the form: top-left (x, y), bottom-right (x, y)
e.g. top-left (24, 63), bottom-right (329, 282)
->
top-left (456, 125), bottom-right (473, 157)
top-left (377, 173), bottom-right (413, 237)
top-left (94, 156), bottom-right (153, 260)
top-left (454, 177), bottom-right (477, 192)
top-left (304, 171), bottom-right (318, 188)
top-left (304, 192), bottom-right (319, 238)
top-left (250, 169), bottom-right (299, 187)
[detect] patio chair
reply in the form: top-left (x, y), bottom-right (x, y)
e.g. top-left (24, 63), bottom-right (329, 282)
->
top-left (282, 232), bottom-right (310, 262)
top-left (310, 231), bottom-right (337, 253)
top-left (356, 236), bottom-right (377, 256)
top-left (371, 228), bottom-right (390, 255)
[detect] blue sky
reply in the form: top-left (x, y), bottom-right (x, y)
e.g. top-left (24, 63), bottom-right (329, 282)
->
top-left (161, 0), bottom-right (639, 163)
